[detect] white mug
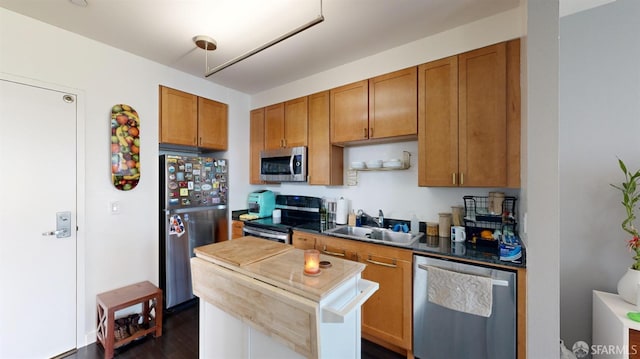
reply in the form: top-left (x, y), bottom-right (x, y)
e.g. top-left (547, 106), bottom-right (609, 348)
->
top-left (451, 226), bottom-right (466, 242)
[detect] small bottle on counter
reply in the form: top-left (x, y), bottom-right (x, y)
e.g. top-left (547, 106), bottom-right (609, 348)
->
top-left (438, 212), bottom-right (452, 238)
top-left (348, 210), bottom-right (356, 227)
top-left (356, 209), bottom-right (363, 227)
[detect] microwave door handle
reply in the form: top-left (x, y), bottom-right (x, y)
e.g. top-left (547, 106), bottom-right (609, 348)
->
top-left (289, 155), bottom-right (295, 175)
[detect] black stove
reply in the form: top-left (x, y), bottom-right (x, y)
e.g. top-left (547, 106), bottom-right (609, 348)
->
top-left (243, 195), bottom-right (323, 242)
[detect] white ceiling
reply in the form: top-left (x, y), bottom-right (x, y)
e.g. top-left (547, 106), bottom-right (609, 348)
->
top-left (0, 0), bottom-right (531, 94)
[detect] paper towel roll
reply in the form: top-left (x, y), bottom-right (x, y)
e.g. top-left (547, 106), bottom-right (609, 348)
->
top-left (336, 197), bottom-right (348, 224)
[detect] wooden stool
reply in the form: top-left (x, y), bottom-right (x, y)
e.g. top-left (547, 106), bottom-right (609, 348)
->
top-left (96, 281), bottom-right (163, 359)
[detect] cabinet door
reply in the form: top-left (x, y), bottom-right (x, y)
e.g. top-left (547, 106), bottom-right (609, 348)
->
top-left (506, 38), bottom-right (521, 188)
top-left (418, 56), bottom-right (459, 186)
top-left (197, 97), bottom-right (228, 150)
top-left (250, 108), bottom-right (265, 184)
top-left (315, 236), bottom-right (358, 262)
top-left (308, 91), bottom-right (343, 185)
top-left (159, 86), bottom-right (198, 146)
top-left (264, 103), bottom-right (285, 150)
top-left (284, 96), bottom-right (308, 148)
top-left (231, 220), bottom-right (244, 240)
top-left (458, 42), bottom-right (507, 187)
top-left (330, 80), bottom-right (368, 144)
top-left (359, 248), bottom-right (412, 351)
top-left (369, 67), bottom-right (418, 139)
top-left (291, 231), bottom-right (316, 250)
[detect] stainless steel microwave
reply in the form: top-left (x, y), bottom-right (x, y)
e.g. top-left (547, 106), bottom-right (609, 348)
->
top-left (260, 146), bottom-right (307, 182)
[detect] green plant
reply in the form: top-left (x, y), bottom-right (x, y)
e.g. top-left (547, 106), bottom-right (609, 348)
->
top-left (611, 158), bottom-right (640, 269)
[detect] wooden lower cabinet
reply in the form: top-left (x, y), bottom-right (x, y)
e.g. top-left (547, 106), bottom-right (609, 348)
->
top-left (631, 329), bottom-right (640, 359)
top-left (312, 234), bottom-right (412, 357)
top-left (291, 231), bottom-right (318, 250)
top-left (358, 242), bottom-right (413, 357)
top-left (231, 220), bottom-right (244, 240)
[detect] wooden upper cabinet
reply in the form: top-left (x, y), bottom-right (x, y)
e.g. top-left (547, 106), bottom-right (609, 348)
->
top-left (284, 96), bottom-right (308, 148)
top-left (264, 97), bottom-right (308, 150)
top-left (506, 38), bottom-right (521, 188)
top-left (369, 67), bottom-right (418, 140)
top-left (159, 85), bottom-right (228, 150)
top-left (160, 86), bottom-right (198, 146)
top-left (264, 103), bottom-right (284, 150)
top-left (197, 97), bottom-right (228, 150)
top-left (418, 40), bottom-right (520, 188)
top-left (308, 91), bottom-right (343, 185)
top-left (458, 42), bottom-right (507, 187)
top-left (250, 108), bottom-right (265, 184)
top-left (418, 56), bottom-right (459, 187)
top-left (330, 80), bottom-right (369, 143)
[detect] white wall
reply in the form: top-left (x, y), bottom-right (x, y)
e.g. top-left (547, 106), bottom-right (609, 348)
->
top-left (559, 0), bottom-right (640, 347)
top-left (523, 1), bottom-right (561, 358)
top-left (0, 8), bottom-right (251, 345)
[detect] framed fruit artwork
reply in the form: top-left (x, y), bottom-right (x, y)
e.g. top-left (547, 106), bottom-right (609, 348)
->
top-left (110, 104), bottom-right (140, 191)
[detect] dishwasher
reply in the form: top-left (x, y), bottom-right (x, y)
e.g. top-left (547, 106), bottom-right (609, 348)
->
top-left (413, 254), bottom-right (517, 359)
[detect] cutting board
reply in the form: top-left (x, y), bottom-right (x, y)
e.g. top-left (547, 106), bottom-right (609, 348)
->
top-left (194, 236), bottom-right (292, 267)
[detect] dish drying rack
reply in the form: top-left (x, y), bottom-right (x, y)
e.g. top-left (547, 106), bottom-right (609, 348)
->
top-left (463, 195), bottom-right (517, 248)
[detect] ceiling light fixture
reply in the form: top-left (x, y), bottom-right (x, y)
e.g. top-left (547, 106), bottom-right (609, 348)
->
top-left (193, 35), bottom-right (218, 74)
top-left (201, 0), bottom-right (325, 77)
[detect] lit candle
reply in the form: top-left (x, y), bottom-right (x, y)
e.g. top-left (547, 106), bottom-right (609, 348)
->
top-left (304, 249), bottom-right (320, 275)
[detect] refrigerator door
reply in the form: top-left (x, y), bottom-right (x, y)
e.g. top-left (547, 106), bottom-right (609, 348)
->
top-left (164, 206), bottom-right (227, 309)
top-left (161, 155), bottom-right (228, 211)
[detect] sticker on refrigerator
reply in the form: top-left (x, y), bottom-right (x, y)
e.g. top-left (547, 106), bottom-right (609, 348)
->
top-left (180, 188), bottom-right (189, 196)
top-left (169, 215), bottom-right (185, 237)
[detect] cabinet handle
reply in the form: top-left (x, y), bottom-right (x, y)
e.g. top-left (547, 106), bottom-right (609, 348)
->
top-left (283, 138), bottom-right (287, 148)
top-left (452, 173), bottom-right (457, 185)
top-left (199, 137), bottom-right (202, 145)
top-left (366, 255), bottom-right (397, 268)
top-left (369, 127), bottom-right (373, 138)
top-left (460, 173), bottom-right (464, 185)
top-left (363, 128), bottom-right (367, 139)
top-left (322, 245), bottom-right (345, 257)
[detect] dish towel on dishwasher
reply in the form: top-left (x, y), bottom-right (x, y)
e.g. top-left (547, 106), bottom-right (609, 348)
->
top-left (426, 265), bottom-right (493, 317)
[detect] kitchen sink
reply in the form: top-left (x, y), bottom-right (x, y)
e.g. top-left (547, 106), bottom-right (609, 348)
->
top-left (324, 225), bottom-right (424, 247)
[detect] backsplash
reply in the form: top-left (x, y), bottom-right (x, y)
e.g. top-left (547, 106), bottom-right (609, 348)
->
top-left (256, 141), bottom-right (519, 224)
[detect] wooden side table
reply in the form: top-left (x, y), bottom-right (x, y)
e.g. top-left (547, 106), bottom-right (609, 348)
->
top-left (96, 281), bottom-right (163, 359)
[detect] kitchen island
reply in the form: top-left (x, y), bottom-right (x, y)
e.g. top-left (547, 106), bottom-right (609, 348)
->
top-left (190, 236), bottom-right (378, 359)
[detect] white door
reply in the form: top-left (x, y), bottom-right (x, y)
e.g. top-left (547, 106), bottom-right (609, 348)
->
top-left (0, 79), bottom-right (77, 358)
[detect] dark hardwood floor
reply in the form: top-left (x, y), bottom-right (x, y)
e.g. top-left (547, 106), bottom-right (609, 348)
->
top-left (70, 300), bottom-right (404, 359)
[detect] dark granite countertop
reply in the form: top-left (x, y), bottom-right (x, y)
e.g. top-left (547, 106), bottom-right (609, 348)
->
top-left (294, 223), bottom-right (526, 269)
top-left (237, 211), bottom-right (526, 269)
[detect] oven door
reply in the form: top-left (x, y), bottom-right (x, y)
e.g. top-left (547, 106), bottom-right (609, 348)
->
top-left (242, 225), bottom-right (290, 245)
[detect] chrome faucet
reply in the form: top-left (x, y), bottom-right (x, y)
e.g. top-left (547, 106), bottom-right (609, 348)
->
top-left (377, 209), bottom-right (384, 228)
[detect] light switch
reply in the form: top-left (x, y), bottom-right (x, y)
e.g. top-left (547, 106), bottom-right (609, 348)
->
top-left (110, 201), bottom-right (121, 214)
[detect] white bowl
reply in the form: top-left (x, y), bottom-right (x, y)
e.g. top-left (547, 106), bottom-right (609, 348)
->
top-left (351, 161), bottom-right (365, 169)
top-left (365, 160), bottom-right (383, 169)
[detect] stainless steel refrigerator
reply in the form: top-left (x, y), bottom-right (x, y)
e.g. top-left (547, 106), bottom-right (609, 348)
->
top-left (159, 154), bottom-right (228, 310)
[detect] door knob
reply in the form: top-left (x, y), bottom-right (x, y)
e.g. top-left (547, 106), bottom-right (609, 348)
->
top-left (42, 211), bottom-right (72, 238)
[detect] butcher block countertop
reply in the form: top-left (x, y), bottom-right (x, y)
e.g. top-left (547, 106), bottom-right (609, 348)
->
top-left (194, 236), bottom-right (366, 302)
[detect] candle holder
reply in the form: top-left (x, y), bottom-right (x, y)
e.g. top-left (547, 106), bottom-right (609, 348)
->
top-left (303, 249), bottom-right (321, 276)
